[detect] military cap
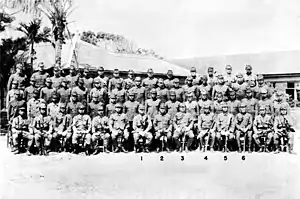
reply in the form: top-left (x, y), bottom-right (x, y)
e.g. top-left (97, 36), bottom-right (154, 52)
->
top-left (207, 67), bottom-right (214, 72)
top-left (78, 78), bottom-right (84, 84)
top-left (135, 76), bottom-right (142, 81)
top-left (236, 73), bottom-right (243, 78)
top-left (97, 105), bottom-right (105, 110)
top-left (14, 89), bottom-right (20, 95)
top-left (170, 90), bottom-right (176, 96)
top-left (12, 80), bottom-right (18, 85)
top-left (201, 90), bottom-right (208, 95)
top-left (225, 65), bottom-right (232, 69)
top-left (201, 75), bottom-right (208, 80)
top-left (110, 94), bottom-right (116, 99)
top-left (54, 67), bottom-right (60, 72)
top-left (245, 65), bottom-right (252, 70)
top-left (190, 67), bottom-right (197, 72)
top-left (159, 103), bottom-right (166, 109)
top-left (186, 76), bottom-right (193, 81)
top-left (33, 89), bottom-right (40, 94)
top-left (167, 70), bottom-right (173, 74)
top-left (245, 87), bottom-right (252, 93)
top-left (259, 105), bottom-right (266, 110)
top-left (71, 91), bottom-right (77, 96)
top-left (128, 91), bottom-right (135, 96)
top-left (52, 92), bottom-right (58, 97)
top-left (69, 65), bottom-right (75, 70)
top-left (98, 66), bottom-right (104, 71)
top-left (229, 90), bottom-right (236, 95)
top-left (115, 103), bottom-right (123, 108)
top-left (280, 105), bottom-right (287, 110)
top-left (158, 78), bottom-right (164, 83)
top-left (46, 78), bottom-right (52, 83)
top-left (179, 103), bottom-right (186, 107)
top-left (147, 68), bottom-right (153, 73)
top-left (40, 103), bottom-right (47, 109)
top-left (217, 74), bottom-right (224, 79)
top-left (276, 91), bottom-right (283, 96)
top-left (239, 103), bottom-right (246, 108)
top-left (187, 92), bottom-right (194, 97)
top-left (257, 75), bottom-right (264, 80)
top-left (116, 79), bottom-right (123, 84)
top-left (84, 67), bottom-right (89, 73)
top-left (16, 64), bottom-right (23, 69)
top-left (59, 103), bottom-right (67, 108)
top-left (114, 68), bottom-right (119, 72)
top-left (128, 69), bottom-right (134, 73)
top-left (260, 88), bottom-right (267, 94)
top-left (221, 102), bottom-right (228, 107)
top-left (173, 78), bottom-right (179, 83)
top-left (93, 78), bottom-right (100, 83)
top-left (139, 104), bottom-right (145, 110)
top-left (203, 104), bottom-right (210, 109)
top-left (151, 89), bottom-right (157, 94)
top-left (61, 77), bottom-right (68, 82)
top-left (78, 103), bottom-right (85, 109)
top-left (18, 105), bottom-right (26, 110)
top-left (30, 76), bottom-right (36, 82)
top-left (92, 93), bottom-right (99, 98)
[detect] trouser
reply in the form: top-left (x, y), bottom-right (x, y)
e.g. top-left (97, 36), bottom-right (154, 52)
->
top-left (253, 130), bottom-right (273, 148)
top-left (133, 130), bottom-right (153, 146)
top-left (215, 131), bottom-right (235, 150)
top-left (197, 129), bottom-right (214, 149)
top-left (154, 129), bottom-right (172, 148)
top-left (111, 129), bottom-right (129, 147)
top-left (12, 130), bottom-right (29, 148)
top-left (173, 128), bottom-right (194, 149)
top-left (235, 130), bottom-right (253, 150)
top-left (91, 132), bottom-right (111, 148)
top-left (72, 132), bottom-right (92, 146)
top-left (273, 131), bottom-right (294, 150)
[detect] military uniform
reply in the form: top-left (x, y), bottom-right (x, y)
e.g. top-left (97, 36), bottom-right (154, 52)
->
top-left (106, 102), bottom-right (116, 118)
top-left (66, 100), bottom-right (81, 117)
top-left (164, 78), bottom-right (174, 90)
top-left (145, 98), bottom-right (161, 120)
top-left (11, 114), bottom-right (30, 149)
top-left (213, 100), bottom-right (223, 115)
top-left (197, 84), bottom-right (212, 100)
top-left (227, 99), bottom-right (241, 116)
top-left (241, 96), bottom-right (258, 118)
top-left (108, 77), bottom-right (124, 92)
top-left (184, 100), bottom-right (199, 122)
top-left (50, 75), bottom-right (63, 90)
top-left (198, 99), bottom-right (213, 114)
top-left (130, 86), bottom-right (146, 105)
top-left (109, 112), bottom-right (129, 141)
top-left (123, 100), bottom-right (139, 123)
top-left (165, 100), bottom-right (180, 120)
top-left (273, 101), bottom-right (290, 117)
top-left (111, 88), bottom-right (126, 104)
top-left (171, 78), bottom-right (185, 102)
top-left (24, 85), bottom-right (37, 102)
top-left (89, 87), bottom-right (108, 104)
top-left (82, 76), bottom-right (94, 90)
top-left (232, 81), bottom-right (248, 100)
top-left (253, 113), bottom-right (274, 150)
top-left (91, 114), bottom-right (110, 150)
top-left (234, 111), bottom-right (253, 152)
top-left (65, 74), bottom-right (79, 89)
top-left (57, 87), bottom-right (71, 103)
top-left (72, 113), bottom-right (92, 147)
top-left (182, 84), bottom-right (198, 100)
top-left (8, 99), bottom-right (26, 122)
top-left (6, 88), bottom-right (18, 109)
top-left (94, 76), bottom-right (109, 89)
top-left (31, 71), bottom-right (49, 89)
top-left (212, 84), bottom-right (229, 100)
top-left (197, 111), bottom-right (215, 150)
top-left (132, 112), bottom-right (153, 148)
top-left (157, 87), bottom-right (169, 103)
top-left (153, 112), bottom-right (172, 142)
top-left (40, 83), bottom-right (55, 104)
top-left (31, 113), bottom-right (52, 150)
top-left (258, 98), bottom-right (273, 116)
top-left (71, 86), bottom-right (88, 104)
top-left (142, 77), bottom-right (158, 99)
top-left (47, 101), bottom-right (60, 120)
top-left (88, 101), bottom-right (102, 119)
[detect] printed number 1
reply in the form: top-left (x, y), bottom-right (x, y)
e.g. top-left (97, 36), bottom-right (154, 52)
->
top-left (141, 156), bottom-right (143, 161)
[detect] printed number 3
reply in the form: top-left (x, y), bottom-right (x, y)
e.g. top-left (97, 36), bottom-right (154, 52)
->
top-left (224, 156), bottom-right (227, 161)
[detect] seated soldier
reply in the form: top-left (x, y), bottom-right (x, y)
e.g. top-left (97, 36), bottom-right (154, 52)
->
top-left (153, 103), bottom-right (172, 152)
top-left (109, 103), bottom-right (130, 153)
top-left (197, 104), bottom-right (215, 152)
top-left (11, 105), bottom-right (30, 154)
top-left (91, 105), bottom-right (111, 154)
top-left (253, 106), bottom-right (274, 152)
top-left (173, 103), bottom-right (194, 152)
top-left (132, 105), bottom-right (153, 153)
top-left (72, 103), bottom-right (92, 155)
top-left (30, 103), bottom-right (52, 155)
top-left (234, 103), bottom-right (253, 153)
top-left (273, 105), bottom-right (296, 154)
top-left (215, 102), bottom-right (235, 152)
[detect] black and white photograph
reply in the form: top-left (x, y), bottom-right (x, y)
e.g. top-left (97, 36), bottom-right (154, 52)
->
top-left (0, 0), bottom-right (300, 198)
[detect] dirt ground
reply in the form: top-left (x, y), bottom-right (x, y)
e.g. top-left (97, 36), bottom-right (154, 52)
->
top-left (0, 134), bottom-right (300, 199)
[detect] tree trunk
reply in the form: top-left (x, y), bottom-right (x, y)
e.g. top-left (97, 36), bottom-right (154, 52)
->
top-left (55, 39), bottom-right (63, 63)
top-left (30, 42), bottom-right (34, 74)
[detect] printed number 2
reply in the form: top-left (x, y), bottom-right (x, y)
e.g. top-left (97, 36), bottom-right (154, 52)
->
top-left (224, 156), bottom-right (227, 161)
top-left (181, 156), bottom-right (184, 161)
top-left (160, 156), bottom-right (164, 161)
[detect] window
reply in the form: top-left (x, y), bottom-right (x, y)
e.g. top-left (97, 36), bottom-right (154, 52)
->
top-left (287, 82), bottom-right (294, 88)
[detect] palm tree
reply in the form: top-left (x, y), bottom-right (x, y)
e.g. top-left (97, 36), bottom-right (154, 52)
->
top-left (3, 0), bottom-right (74, 62)
top-left (17, 18), bottom-right (52, 69)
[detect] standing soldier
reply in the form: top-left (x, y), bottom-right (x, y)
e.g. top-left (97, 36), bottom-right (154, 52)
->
top-left (227, 90), bottom-right (240, 116)
top-left (31, 62), bottom-right (50, 89)
top-left (173, 103), bottom-right (195, 152)
top-left (171, 78), bottom-right (184, 103)
top-left (241, 87), bottom-right (258, 119)
top-left (190, 67), bottom-right (201, 86)
top-left (207, 66), bottom-right (217, 88)
top-left (232, 73), bottom-right (248, 100)
top-left (164, 70), bottom-right (174, 90)
top-left (27, 89), bottom-right (44, 124)
top-left (142, 68), bottom-right (158, 99)
top-left (197, 104), bottom-right (215, 152)
top-left (183, 76), bottom-right (198, 101)
top-left (24, 77), bottom-right (38, 102)
top-left (157, 78), bottom-right (169, 103)
top-left (94, 66), bottom-right (109, 89)
top-left (273, 91), bottom-right (290, 117)
top-left (130, 76), bottom-right (146, 105)
top-left (256, 75), bottom-right (272, 99)
top-left (145, 89), bottom-right (161, 121)
top-left (198, 75), bottom-right (212, 100)
top-left (72, 103), bottom-right (92, 154)
top-left (82, 66), bottom-right (94, 91)
top-left (124, 69), bottom-right (136, 89)
top-left (111, 79), bottom-right (126, 104)
top-left (273, 105), bottom-right (295, 154)
top-left (244, 65), bottom-right (257, 84)
top-left (88, 93), bottom-right (102, 119)
top-left (132, 105), bottom-right (153, 152)
top-left (198, 90), bottom-right (213, 115)
top-left (6, 80), bottom-right (19, 109)
top-left (253, 106), bottom-right (274, 152)
top-left (91, 105), bottom-right (111, 154)
top-left (30, 103), bottom-right (52, 155)
top-left (7, 63), bottom-right (27, 91)
top-left (106, 94), bottom-right (117, 118)
top-left (47, 93), bottom-right (60, 120)
top-left (65, 65), bottom-right (79, 89)
top-left (165, 90), bottom-right (180, 120)
top-left (234, 103), bottom-right (253, 153)
top-left (212, 74), bottom-right (229, 101)
top-left (224, 65), bottom-right (236, 86)
top-left (11, 105), bottom-right (30, 154)
top-left (89, 78), bottom-right (108, 104)
top-left (123, 91), bottom-right (139, 130)
top-left (40, 78), bottom-right (55, 104)
top-left (66, 91), bottom-right (81, 117)
top-left (108, 69), bottom-right (123, 93)
top-left (258, 89), bottom-right (274, 116)
top-left (50, 66), bottom-right (63, 90)
top-left (72, 78), bottom-right (88, 104)
top-left (153, 103), bottom-right (172, 152)
top-left (57, 78), bottom-right (71, 104)
top-left (7, 90), bottom-right (26, 122)
top-left (214, 102), bottom-right (235, 152)
top-left (109, 103), bottom-right (130, 153)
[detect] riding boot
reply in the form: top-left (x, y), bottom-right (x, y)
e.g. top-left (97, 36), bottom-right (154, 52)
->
top-left (186, 138), bottom-right (193, 151)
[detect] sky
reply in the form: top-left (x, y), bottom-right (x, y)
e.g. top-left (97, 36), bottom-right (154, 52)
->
top-left (7, 0), bottom-right (300, 59)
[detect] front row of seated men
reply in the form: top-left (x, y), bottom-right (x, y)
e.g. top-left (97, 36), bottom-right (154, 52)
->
top-left (10, 99), bottom-right (295, 155)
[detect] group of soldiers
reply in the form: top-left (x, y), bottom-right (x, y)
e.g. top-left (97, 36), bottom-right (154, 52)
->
top-left (6, 62), bottom-right (296, 155)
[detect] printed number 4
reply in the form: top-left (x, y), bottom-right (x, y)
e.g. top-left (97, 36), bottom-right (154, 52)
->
top-left (204, 156), bottom-right (208, 160)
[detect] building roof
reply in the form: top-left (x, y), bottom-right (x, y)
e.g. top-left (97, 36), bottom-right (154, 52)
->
top-left (33, 40), bottom-right (190, 76)
top-left (171, 50), bottom-right (300, 75)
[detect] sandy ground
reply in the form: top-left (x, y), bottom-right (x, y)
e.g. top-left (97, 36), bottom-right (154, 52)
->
top-left (0, 135), bottom-right (300, 199)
